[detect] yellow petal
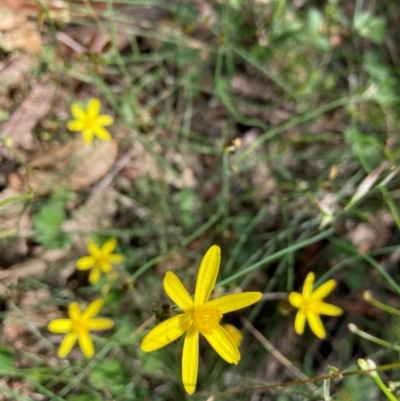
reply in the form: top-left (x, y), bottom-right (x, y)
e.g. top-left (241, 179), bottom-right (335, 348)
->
top-left (88, 241), bottom-right (101, 257)
top-left (58, 333), bottom-right (77, 358)
top-left (288, 292), bottom-right (303, 308)
top-left (78, 332), bottom-right (94, 358)
top-left (141, 314), bottom-right (191, 352)
top-left (48, 319), bottom-right (72, 333)
top-left (163, 272), bottom-right (193, 312)
top-left (311, 280), bottom-right (337, 300)
top-left (87, 98), bottom-right (100, 117)
top-left (294, 310), bottom-right (306, 335)
top-left (318, 302), bottom-right (343, 316)
top-left (101, 238), bottom-right (117, 254)
top-left (203, 324), bottom-right (240, 364)
top-left (222, 324), bottom-right (243, 347)
top-left (67, 120), bottom-right (85, 132)
top-left (93, 125), bottom-right (111, 141)
top-left (68, 302), bottom-right (81, 320)
top-left (71, 103), bottom-right (85, 119)
top-left (206, 292), bottom-right (261, 313)
top-left (89, 268), bottom-right (101, 284)
top-left (88, 318), bottom-right (114, 331)
top-left (194, 245), bottom-right (220, 307)
top-left (82, 130), bottom-right (93, 145)
top-left (82, 299), bottom-right (104, 320)
top-left (302, 272), bottom-right (315, 297)
top-left (109, 254), bottom-right (125, 264)
top-left (306, 312), bottom-right (326, 339)
top-left (76, 256), bottom-right (95, 270)
top-left (97, 115), bottom-right (114, 126)
top-left (182, 325), bottom-right (199, 395)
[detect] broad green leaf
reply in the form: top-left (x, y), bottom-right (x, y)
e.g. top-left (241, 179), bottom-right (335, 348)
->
top-left (354, 12), bottom-right (386, 44)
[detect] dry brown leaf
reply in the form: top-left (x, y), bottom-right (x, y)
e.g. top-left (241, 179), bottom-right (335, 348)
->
top-left (231, 73), bottom-right (283, 102)
top-left (3, 289), bottom-right (58, 350)
top-left (29, 142), bottom-right (73, 169)
top-left (0, 84), bottom-right (56, 155)
top-left (63, 188), bottom-right (118, 240)
top-left (156, 252), bottom-right (185, 275)
top-left (123, 140), bottom-right (198, 189)
top-left (0, 247), bottom-right (72, 289)
top-left (0, 258), bottom-right (47, 282)
top-left (60, 26), bottom-right (112, 56)
top-left (347, 211), bottom-right (393, 252)
top-left (0, 186), bottom-right (31, 243)
top-left (234, 128), bottom-right (277, 201)
top-left (0, 10), bottom-right (41, 53)
top-left (0, 54), bottom-right (33, 92)
top-left (0, 0), bottom-right (69, 17)
top-left (27, 139), bottom-right (118, 195)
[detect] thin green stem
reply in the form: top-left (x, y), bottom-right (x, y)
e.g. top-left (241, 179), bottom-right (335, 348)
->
top-left (328, 237), bottom-right (400, 295)
top-left (131, 207), bottom-right (223, 281)
top-left (363, 291), bottom-right (400, 317)
top-left (216, 227), bottom-right (335, 288)
top-left (349, 323), bottom-right (400, 352)
top-left (224, 205), bottom-right (269, 276)
top-left (0, 191), bottom-right (33, 208)
top-left (235, 96), bottom-right (357, 167)
top-left (380, 186), bottom-right (400, 230)
top-left (229, 44), bottom-right (295, 96)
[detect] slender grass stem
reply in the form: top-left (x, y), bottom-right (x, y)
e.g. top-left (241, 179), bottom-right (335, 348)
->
top-left (216, 227), bottom-right (335, 288)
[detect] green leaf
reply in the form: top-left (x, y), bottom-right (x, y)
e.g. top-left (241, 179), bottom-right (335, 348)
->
top-left (0, 346), bottom-right (16, 376)
top-left (33, 201), bottom-right (71, 249)
top-left (363, 51), bottom-right (390, 81)
top-left (304, 8), bottom-right (330, 52)
top-left (140, 351), bottom-right (166, 375)
top-left (90, 359), bottom-right (130, 395)
top-left (179, 189), bottom-right (198, 228)
top-left (342, 373), bottom-right (379, 400)
top-left (354, 12), bottom-right (386, 44)
top-left (345, 263), bottom-right (367, 291)
top-left (67, 395), bottom-right (102, 401)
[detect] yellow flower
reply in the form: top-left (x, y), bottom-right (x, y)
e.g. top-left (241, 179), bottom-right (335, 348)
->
top-left (67, 98), bottom-right (113, 145)
top-left (76, 238), bottom-right (125, 285)
top-left (48, 299), bottom-right (114, 358)
top-left (222, 324), bottom-right (243, 347)
top-left (288, 272), bottom-right (343, 339)
top-left (141, 245), bottom-right (262, 394)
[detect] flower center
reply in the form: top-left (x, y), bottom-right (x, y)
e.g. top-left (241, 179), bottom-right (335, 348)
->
top-left (302, 298), bottom-right (321, 313)
top-left (72, 318), bottom-right (89, 334)
top-left (193, 306), bottom-right (222, 335)
top-left (84, 114), bottom-right (97, 131)
top-left (95, 255), bottom-right (111, 271)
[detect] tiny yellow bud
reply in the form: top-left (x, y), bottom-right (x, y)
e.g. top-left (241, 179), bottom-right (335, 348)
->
top-left (223, 324), bottom-right (243, 347)
top-left (4, 136), bottom-right (13, 147)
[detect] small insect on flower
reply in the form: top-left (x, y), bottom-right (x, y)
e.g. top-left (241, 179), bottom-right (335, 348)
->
top-left (288, 272), bottom-right (343, 339)
top-left (48, 299), bottom-right (114, 358)
top-left (76, 238), bottom-right (125, 285)
top-left (67, 98), bottom-right (113, 145)
top-left (152, 303), bottom-right (172, 323)
top-left (141, 245), bottom-right (262, 394)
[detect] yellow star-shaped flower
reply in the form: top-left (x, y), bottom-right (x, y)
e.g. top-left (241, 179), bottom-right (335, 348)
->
top-left (288, 272), bottom-right (343, 339)
top-left (76, 238), bottom-right (125, 285)
top-left (141, 245), bottom-right (262, 394)
top-left (48, 299), bottom-right (114, 358)
top-left (67, 98), bottom-right (113, 145)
